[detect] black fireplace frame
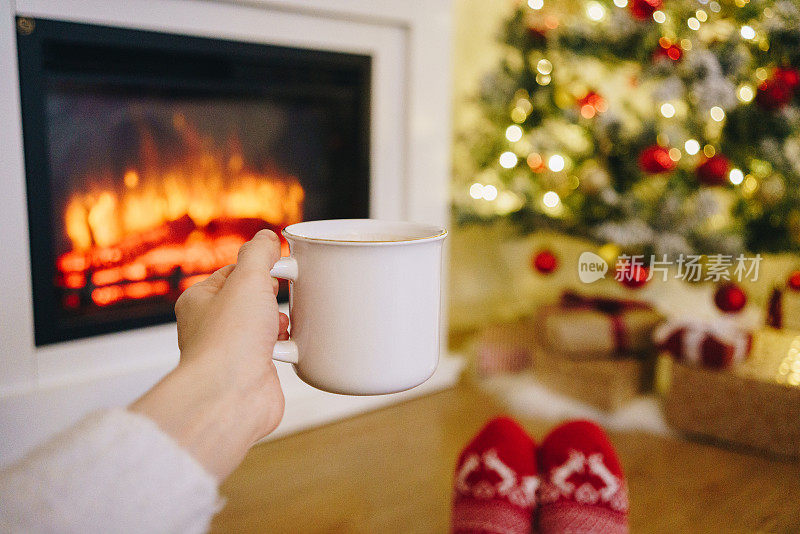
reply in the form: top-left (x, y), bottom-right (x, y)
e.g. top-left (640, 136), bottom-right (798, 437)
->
top-left (16, 17), bottom-right (371, 346)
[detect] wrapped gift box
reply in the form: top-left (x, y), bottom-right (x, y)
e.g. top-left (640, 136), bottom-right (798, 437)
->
top-left (470, 313), bottom-right (656, 411)
top-left (529, 340), bottom-right (655, 411)
top-left (661, 328), bottom-right (800, 458)
top-left (473, 320), bottom-right (537, 376)
top-left (655, 319), bottom-right (752, 370)
top-left (538, 292), bottom-right (663, 359)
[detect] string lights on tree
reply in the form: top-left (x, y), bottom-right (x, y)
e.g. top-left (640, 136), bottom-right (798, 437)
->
top-left (455, 0), bottom-right (800, 257)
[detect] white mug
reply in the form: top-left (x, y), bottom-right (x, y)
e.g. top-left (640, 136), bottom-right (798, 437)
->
top-left (268, 219), bottom-right (447, 395)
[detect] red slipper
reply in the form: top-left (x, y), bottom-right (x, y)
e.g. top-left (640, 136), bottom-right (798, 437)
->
top-left (537, 420), bottom-right (629, 534)
top-left (451, 416), bottom-right (539, 534)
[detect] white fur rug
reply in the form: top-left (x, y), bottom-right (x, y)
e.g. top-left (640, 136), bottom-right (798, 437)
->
top-left (477, 374), bottom-right (673, 437)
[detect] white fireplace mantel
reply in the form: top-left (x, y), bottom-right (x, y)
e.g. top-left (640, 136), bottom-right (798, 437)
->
top-left (0, 0), bottom-right (459, 466)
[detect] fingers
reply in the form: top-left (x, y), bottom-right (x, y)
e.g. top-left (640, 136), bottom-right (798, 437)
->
top-left (194, 264), bottom-right (236, 291)
top-left (174, 264), bottom-right (237, 327)
top-left (278, 312), bottom-right (289, 341)
top-left (234, 230), bottom-right (282, 277)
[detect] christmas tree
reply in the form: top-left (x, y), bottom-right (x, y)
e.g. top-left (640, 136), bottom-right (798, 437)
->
top-left (455, 0), bottom-right (800, 256)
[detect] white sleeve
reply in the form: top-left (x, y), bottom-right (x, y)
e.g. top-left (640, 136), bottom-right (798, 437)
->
top-left (0, 408), bottom-right (222, 534)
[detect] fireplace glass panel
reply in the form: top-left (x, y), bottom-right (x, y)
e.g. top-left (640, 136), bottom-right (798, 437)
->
top-left (17, 18), bottom-right (371, 345)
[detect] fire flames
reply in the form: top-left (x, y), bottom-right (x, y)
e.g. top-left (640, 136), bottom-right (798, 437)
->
top-left (56, 124), bottom-right (304, 310)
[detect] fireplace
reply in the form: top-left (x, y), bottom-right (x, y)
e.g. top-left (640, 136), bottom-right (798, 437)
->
top-left (1, 0), bottom-right (456, 467)
top-left (17, 18), bottom-right (371, 345)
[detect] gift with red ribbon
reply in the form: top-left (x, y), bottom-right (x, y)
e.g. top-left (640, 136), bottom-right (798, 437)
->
top-left (538, 291), bottom-right (663, 359)
top-left (655, 319), bottom-right (752, 370)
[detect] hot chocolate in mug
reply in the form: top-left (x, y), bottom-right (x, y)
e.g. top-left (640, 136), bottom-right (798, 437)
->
top-left (268, 219), bottom-right (447, 395)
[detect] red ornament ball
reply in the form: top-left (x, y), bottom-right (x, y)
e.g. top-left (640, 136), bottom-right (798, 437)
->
top-left (638, 145), bottom-right (675, 174)
top-left (775, 67), bottom-right (800, 89)
top-left (756, 68), bottom-right (799, 110)
top-left (629, 0), bottom-right (662, 20)
top-left (617, 263), bottom-right (649, 289)
top-left (757, 79), bottom-right (794, 110)
top-left (696, 154), bottom-right (731, 186)
top-left (532, 249), bottom-right (559, 274)
top-left (714, 283), bottom-right (747, 313)
top-left (787, 270), bottom-right (800, 291)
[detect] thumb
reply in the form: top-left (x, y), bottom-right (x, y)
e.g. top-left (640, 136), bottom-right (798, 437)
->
top-left (231, 230), bottom-right (283, 279)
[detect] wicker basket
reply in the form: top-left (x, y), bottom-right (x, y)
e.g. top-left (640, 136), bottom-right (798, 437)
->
top-left (661, 328), bottom-right (800, 458)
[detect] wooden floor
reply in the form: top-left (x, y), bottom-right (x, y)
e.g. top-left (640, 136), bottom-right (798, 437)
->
top-left (212, 383), bottom-right (800, 533)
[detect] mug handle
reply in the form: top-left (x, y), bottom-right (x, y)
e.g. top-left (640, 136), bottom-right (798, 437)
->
top-left (269, 256), bottom-right (299, 365)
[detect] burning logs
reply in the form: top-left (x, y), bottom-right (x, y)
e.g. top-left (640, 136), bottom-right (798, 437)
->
top-left (56, 216), bottom-right (284, 308)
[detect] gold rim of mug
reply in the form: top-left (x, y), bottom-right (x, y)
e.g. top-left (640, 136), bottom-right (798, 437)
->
top-left (281, 221), bottom-right (447, 244)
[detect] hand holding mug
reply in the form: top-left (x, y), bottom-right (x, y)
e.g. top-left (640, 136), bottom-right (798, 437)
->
top-left (130, 230), bottom-right (289, 480)
top-left (131, 220), bottom-right (446, 481)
